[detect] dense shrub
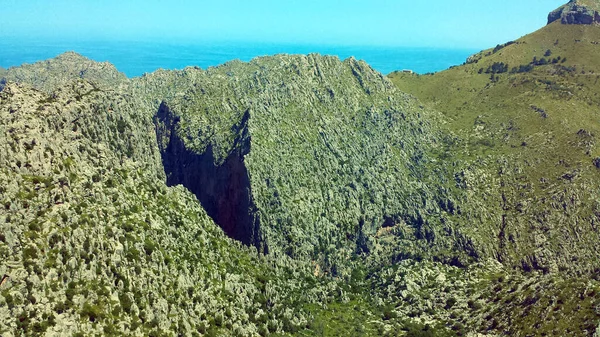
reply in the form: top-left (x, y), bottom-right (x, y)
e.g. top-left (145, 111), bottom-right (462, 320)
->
top-left (493, 41), bottom-right (515, 53)
top-left (485, 62), bottom-right (509, 74)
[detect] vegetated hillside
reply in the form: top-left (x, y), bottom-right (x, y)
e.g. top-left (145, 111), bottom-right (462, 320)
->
top-left (0, 80), bottom-right (348, 336)
top-left (1, 46), bottom-right (599, 336)
top-left (0, 54), bottom-right (472, 337)
top-left (387, 17), bottom-right (600, 336)
top-left (5, 53), bottom-right (482, 272)
top-left (0, 52), bottom-right (128, 93)
top-left (390, 20), bottom-right (600, 275)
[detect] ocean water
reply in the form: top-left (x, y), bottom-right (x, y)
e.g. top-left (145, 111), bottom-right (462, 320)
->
top-left (0, 37), bottom-right (479, 77)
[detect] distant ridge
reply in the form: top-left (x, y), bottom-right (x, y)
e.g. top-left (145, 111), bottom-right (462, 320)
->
top-left (0, 51), bottom-right (127, 92)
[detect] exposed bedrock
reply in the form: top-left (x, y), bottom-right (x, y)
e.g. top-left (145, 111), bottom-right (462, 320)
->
top-left (548, 0), bottom-right (600, 25)
top-left (154, 102), bottom-right (263, 251)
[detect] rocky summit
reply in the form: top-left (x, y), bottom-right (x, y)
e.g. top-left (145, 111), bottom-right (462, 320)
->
top-left (1, 2), bottom-right (600, 335)
top-left (548, 0), bottom-right (600, 25)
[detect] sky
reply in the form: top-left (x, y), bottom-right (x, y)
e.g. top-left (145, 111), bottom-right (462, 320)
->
top-left (1, 0), bottom-right (566, 48)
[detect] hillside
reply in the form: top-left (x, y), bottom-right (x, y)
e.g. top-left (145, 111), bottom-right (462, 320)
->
top-left (0, 79), bottom-right (352, 336)
top-left (143, 55), bottom-right (481, 273)
top-left (390, 20), bottom-right (600, 273)
top-left (1, 8), bottom-right (600, 335)
top-left (0, 52), bottom-right (128, 93)
top-left (388, 12), bottom-right (600, 336)
top-left (0, 54), bottom-right (449, 336)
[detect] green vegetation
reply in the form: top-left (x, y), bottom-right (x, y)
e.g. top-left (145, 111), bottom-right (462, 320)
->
top-left (389, 17), bottom-right (600, 337)
top-left (492, 41), bottom-right (516, 54)
top-left (2, 6), bottom-right (600, 335)
top-left (482, 61), bottom-right (509, 74)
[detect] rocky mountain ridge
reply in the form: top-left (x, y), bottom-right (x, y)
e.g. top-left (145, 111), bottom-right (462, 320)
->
top-left (2, 53), bottom-right (485, 272)
top-left (145, 55), bottom-right (478, 273)
top-left (0, 52), bottom-right (128, 93)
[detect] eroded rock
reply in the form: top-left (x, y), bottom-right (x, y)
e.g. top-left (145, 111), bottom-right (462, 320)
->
top-left (548, 0), bottom-right (600, 25)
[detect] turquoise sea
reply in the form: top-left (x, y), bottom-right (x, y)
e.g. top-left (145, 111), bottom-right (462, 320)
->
top-left (0, 37), bottom-right (479, 77)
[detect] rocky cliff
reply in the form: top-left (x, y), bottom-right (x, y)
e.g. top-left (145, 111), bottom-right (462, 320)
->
top-left (548, 0), bottom-right (600, 25)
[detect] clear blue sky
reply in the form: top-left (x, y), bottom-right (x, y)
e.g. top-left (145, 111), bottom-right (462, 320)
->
top-left (1, 0), bottom-right (566, 48)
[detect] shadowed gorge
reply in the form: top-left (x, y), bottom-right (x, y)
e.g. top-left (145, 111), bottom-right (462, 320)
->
top-left (154, 102), bottom-right (262, 249)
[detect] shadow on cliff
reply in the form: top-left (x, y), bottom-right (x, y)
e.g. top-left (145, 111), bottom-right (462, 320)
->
top-left (153, 102), bottom-right (264, 252)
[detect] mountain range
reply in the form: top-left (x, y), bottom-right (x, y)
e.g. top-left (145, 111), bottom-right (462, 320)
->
top-left (1, 1), bottom-right (600, 336)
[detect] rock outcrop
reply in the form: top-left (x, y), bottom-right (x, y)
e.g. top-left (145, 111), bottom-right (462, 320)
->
top-left (154, 103), bottom-right (263, 250)
top-left (548, 0), bottom-right (600, 25)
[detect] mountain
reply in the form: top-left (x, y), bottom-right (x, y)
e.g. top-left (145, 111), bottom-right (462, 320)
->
top-left (145, 55), bottom-right (481, 272)
top-left (1, 53), bottom-right (482, 336)
top-left (2, 2), bottom-right (600, 335)
top-left (390, 19), bottom-right (600, 274)
top-left (3, 52), bottom-right (487, 272)
top-left (0, 78), bottom-right (350, 336)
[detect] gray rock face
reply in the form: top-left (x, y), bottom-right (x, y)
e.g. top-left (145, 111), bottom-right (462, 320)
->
top-left (548, 0), bottom-right (600, 25)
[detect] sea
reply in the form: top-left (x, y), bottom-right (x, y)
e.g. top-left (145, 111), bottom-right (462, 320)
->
top-left (0, 37), bottom-right (479, 77)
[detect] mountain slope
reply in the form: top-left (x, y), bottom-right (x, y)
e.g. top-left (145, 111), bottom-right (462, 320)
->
top-left (0, 81), bottom-right (336, 336)
top-left (389, 20), bottom-right (600, 275)
top-left (1, 54), bottom-right (484, 336)
top-left (144, 55), bottom-right (488, 274)
top-left (0, 53), bottom-right (509, 337)
top-left (0, 52), bottom-right (128, 93)
top-left (1, 30), bottom-right (599, 335)
top-left (387, 10), bottom-right (600, 335)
